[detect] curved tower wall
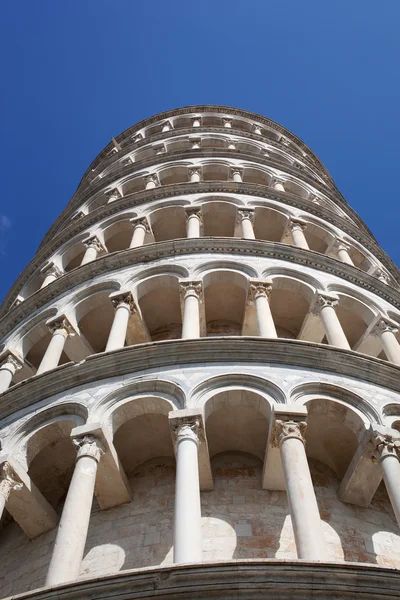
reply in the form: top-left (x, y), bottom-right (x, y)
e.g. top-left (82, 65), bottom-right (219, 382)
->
top-left (1, 106), bottom-right (400, 598)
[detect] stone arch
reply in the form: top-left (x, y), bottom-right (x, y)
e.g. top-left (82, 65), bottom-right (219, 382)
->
top-left (291, 382), bottom-right (376, 478)
top-left (9, 403), bottom-right (88, 508)
top-left (253, 206), bottom-right (289, 242)
top-left (136, 274), bottom-right (182, 341)
top-left (193, 259), bottom-right (257, 279)
top-left (202, 269), bottom-right (249, 336)
top-left (148, 204), bottom-right (187, 241)
top-left (268, 274), bottom-right (316, 339)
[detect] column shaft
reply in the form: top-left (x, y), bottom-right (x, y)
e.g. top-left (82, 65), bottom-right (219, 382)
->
top-left (337, 246), bottom-right (354, 266)
top-left (319, 304), bottom-right (350, 350)
top-left (182, 293), bottom-right (200, 339)
top-left (254, 294), bottom-right (277, 338)
top-left (380, 330), bottom-right (400, 365)
top-left (46, 440), bottom-right (101, 586)
top-left (279, 430), bottom-right (326, 560)
top-left (273, 181), bottom-right (285, 192)
top-left (36, 330), bottom-right (67, 375)
top-left (0, 364), bottom-right (15, 393)
top-left (187, 214), bottom-right (201, 238)
top-left (380, 453), bottom-right (400, 526)
top-left (130, 224), bottom-right (147, 248)
top-left (291, 225), bottom-right (309, 249)
top-left (173, 427), bottom-right (202, 563)
top-left (105, 303), bottom-right (131, 351)
top-left (41, 273), bottom-right (58, 288)
top-left (241, 217), bottom-right (255, 239)
top-left (81, 246), bottom-right (97, 265)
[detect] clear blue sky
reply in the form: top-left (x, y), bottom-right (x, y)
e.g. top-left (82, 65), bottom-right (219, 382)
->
top-left (1, 0), bottom-right (399, 302)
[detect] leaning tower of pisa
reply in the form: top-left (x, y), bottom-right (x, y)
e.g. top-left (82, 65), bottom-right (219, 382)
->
top-left (1, 106), bottom-right (400, 599)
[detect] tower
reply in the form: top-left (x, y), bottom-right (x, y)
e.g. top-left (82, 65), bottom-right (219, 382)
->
top-left (1, 105), bottom-right (400, 598)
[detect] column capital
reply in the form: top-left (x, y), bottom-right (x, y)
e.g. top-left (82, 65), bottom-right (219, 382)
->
top-left (0, 462), bottom-right (23, 501)
top-left (372, 267), bottom-right (390, 285)
top-left (371, 316), bottom-right (399, 338)
top-left (309, 194), bottom-right (321, 204)
top-left (188, 166), bottom-right (202, 177)
top-left (272, 177), bottom-right (286, 188)
top-left (189, 137), bottom-right (201, 149)
top-left (154, 143), bottom-right (166, 155)
top-left (46, 314), bottom-right (76, 338)
top-left (288, 218), bottom-right (307, 232)
top-left (252, 124), bottom-right (262, 134)
top-left (130, 216), bottom-right (151, 232)
top-left (229, 166), bottom-right (243, 178)
top-left (133, 133), bottom-right (143, 143)
top-left (121, 156), bottom-right (133, 166)
top-left (105, 187), bottom-right (122, 201)
top-left (279, 136), bottom-right (290, 146)
top-left (272, 419), bottom-right (307, 447)
top-left (331, 238), bottom-right (351, 252)
top-left (372, 429), bottom-right (400, 460)
top-left (171, 415), bottom-right (202, 447)
top-left (40, 262), bottom-right (63, 278)
top-left (185, 206), bottom-right (203, 221)
top-left (0, 350), bottom-right (24, 372)
top-left (144, 173), bottom-right (160, 186)
top-left (222, 118), bottom-right (232, 127)
top-left (72, 434), bottom-right (104, 462)
top-left (83, 236), bottom-right (105, 252)
top-left (162, 120), bottom-right (173, 130)
top-left (249, 279), bottom-right (273, 301)
top-left (180, 280), bottom-right (203, 300)
top-left (191, 117), bottom-right (201, 127)
top-left (236, 209), bottom-right (255, 224)
top-left (311, 292), bottom-right (339, 315)
top-left (71, 210), bottom-right (86, 221)
top-left (109, 290), bottom-right (136, 313)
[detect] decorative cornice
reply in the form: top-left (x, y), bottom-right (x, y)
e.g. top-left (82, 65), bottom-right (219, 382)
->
top-left (1, 239), bottom-right (399, 338)
top-left (78, 104), bottom-right (333, 179)
top-left (39, 146), bottom-right (365, 249)
top-left (0, 337), bottom-right (399, 423)
top-left (5, 560), bottom-right (400, 600)
top-left (2, 182), bottom-right (397, 315)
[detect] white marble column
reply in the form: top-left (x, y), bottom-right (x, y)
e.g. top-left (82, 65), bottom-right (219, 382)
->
top-left (105, 292), bottom-right (135, 352)
top-left (162, 121), bottom-right (172, 132)
top-left (180, 282), bottom-right (202, 339)
top-left (223, 118), bottom-right (232, 128)
top-left (0, 353), bottom-right (23, 393)
top-left (40, 263), bottom-right (62, 289)
top-left (36, 316), bottom-right (75, 375)
top-left (333, 239), bottom-right (354, 266)
top-left (274, 419), bottom-right (327, 560)
top-left (272, 178), bottom-right (285, 192)
top-left (230, 168), bottom-right (243, 183)
top-left (0, 463), bottom-right (22, 520)
top-left (46, 435), bottom-right (103, 586)
top-left (237, 209), bottom-right (255, 239)
top-left (105, 188), bottom-right (121, 204)
top-left (185, 208), bottom-right (202, 238)
top-left (250, 281), bottom-right (277, 338)
top-left (81, 237), bottom-right (104, 266)
top-left (192, 118), bottom-right (201, 128)
top-left (144, 175), bottom-right (159, 190)
top-left (371, 318), bottom-right (400, 365)
top-left (173, 419), bottom-right (202, 563)
top-left (189, 167), bottom-right (201, 183)
top-left (312, 294), bottom-right (350, 350)
top-left (373, 431), bottom-right (400, 527)
top-left (129, 217), bottom-right (150, 248)
top-left (289, 219), bottom-right (309, 250)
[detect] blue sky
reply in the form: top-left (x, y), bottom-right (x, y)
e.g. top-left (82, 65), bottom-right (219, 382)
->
top-left (0, 0), bottom-right (399, 302)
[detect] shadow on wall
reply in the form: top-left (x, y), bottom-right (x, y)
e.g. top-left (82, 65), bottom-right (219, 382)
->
top-left (202, 452), bottom-right (293, 560)
top-left (311, 459), bottom-right (398, 566)
top-left (81, 457), bottom-right (175, 577)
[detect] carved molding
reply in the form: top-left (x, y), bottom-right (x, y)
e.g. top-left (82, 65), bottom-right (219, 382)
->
top-left (72, 434), bottom-right (103, 462)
